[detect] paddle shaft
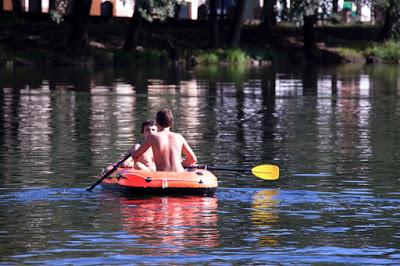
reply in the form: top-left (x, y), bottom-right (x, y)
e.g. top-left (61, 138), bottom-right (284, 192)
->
top-left (187, 165), bottom-right (251, 172)
top-left (86, 152), bottom-right (131, 192)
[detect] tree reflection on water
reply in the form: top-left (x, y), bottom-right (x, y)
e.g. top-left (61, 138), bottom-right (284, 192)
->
top-left (118, 196), bottom-right (219, 254)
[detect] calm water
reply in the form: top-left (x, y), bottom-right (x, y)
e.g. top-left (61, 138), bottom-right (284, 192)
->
top-left (0, 64), bottom-right (400, 265)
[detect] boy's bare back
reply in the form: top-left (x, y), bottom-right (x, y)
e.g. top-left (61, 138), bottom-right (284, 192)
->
top-left (132, 108), bottom-right (197, 172)
top-left (134, 129), bottom-right (196, 172)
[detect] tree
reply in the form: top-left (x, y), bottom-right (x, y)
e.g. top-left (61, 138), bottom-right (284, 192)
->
top-left (67, 0), bottom-right (93, 53)
top-left (49, 0), bottom-right (56, 12)
top-left (49, 0), bottom-right (68, 23)
top-left (123, 0), bottom-right (183, 50)
top-left (123, 4), bottom-right (143, 50)
top-left (332, 0), bottom-right (339, 14)
top-left (47, 0), bottom-right (92, 53)
top-left (303, 0), bottom-right (320, 58)
top-left (262, 0), bottom-right (277, 31)
top-left (303, 14), bottom-right (317, 58)
top-left (12, 0), bottom-right (22, 13)
top-left (280, 0), bottom-right (289, 21)
top-left (29, 0), bottom-right (42, 13)
top-left (378, 0), bottom-right (400, 40)
top-left (229, 0), bottom-right (246, 48)
top-left (209, 0), bottom-right (220, 48)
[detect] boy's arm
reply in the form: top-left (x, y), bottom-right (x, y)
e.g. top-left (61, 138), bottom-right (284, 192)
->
top-left (122, 143), bottom-right (141, 167)
top-left (181, 137), bottom-right (197, 167)
top-left (132, 138), bottom-right (152, 161)
top-left (129, 143), bottom-right (141, 154)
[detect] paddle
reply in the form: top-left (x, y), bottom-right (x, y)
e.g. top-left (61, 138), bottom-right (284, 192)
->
top-left (187, 164), bottom-right (280, 180)
top-left (86, 152), bottom-right (131, 192)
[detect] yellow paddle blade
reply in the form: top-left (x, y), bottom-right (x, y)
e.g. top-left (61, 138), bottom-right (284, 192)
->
top-left (251, 165), bottom-right (280, 180)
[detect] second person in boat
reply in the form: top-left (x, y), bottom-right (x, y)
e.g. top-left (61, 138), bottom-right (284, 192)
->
top-left (132, 108), bottom-right (197, 172)
top-left (122, 119), bottom-right (157, 171)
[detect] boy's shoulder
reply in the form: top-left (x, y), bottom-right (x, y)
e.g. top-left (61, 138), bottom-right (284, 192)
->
top-left (171, 131), bottom-right (184, 138)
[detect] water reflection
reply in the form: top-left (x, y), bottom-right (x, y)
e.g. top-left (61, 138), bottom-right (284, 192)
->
top-left (1, 64), bottom-right (400, 264)
top-left (117, 196), bottom-right (219, 253)
top-left (90, 83), bottom-right (137, 165)
top-left (251, 189), bottom-right (280, 247)
top-left (0, 65), bottom-right (399, 188)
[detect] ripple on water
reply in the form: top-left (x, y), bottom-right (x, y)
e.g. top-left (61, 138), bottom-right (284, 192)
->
top-left (0, 188), bottom-right (97, 205)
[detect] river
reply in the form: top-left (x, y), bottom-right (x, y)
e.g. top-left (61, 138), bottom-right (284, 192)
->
top-left (0, 63), bottom-right (399, 264)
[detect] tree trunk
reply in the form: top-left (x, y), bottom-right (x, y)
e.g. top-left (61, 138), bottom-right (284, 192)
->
top-left (380, 11), bottom-right (392, 41)
top-left (67, 0), bottom-right (92, 54)
top-left (49, 0), bottom-right (56, 11)
top-left (262, 0), bottom-right (277, 31)
top-left (332, 0), bottom-right (338, 14)
top-left (379, 7), bottom-right (394, 41)
top-left (229, 0), bottom-right (245, 48)
top-left (123, 7), bottom-right (143, 50)
top-left (355, 0), bottom-right (362, 17)
top-left (280, 0), bottom-right (288, 21)
top-left (12, 0), bottom-right (22, 13)
top-left (173, 3), bottom-right (181, 19)
top-left (29, 0), bottom-right (41, 13)
top-left (209, 0), bottom-right (219, 48)
top-left (221, 0), bottom-right (225, 19)
top-left (303, 14), bottom-right (316, 59)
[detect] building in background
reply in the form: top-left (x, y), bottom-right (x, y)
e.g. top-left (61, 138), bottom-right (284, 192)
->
top-left (2, 0), bottom-right (372, 23)
top-left (341, 0), bottom-right (372, 23)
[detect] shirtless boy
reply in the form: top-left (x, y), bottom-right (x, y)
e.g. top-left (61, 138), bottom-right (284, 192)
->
top-left (122, 119), bottom-right (157, 171)
top-left (132, 109), bottom-right (197, 172)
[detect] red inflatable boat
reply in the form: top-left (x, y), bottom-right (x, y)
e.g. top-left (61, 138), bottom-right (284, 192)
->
top-left (100, 168), bottom-right (218, 196)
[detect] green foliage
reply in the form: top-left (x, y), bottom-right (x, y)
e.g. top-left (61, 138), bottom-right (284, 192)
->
top-left (287, 0), bottom-right (321, 24)
top-left (136, 0), bottom-right (183, 22)
top-left (49, 0), bottom-right (182, 24)
top-left (303, 0), bottom-right (320, 16)
top-left (195, 51), bottom-right (220, 65)
top-left (49, 0), bottom-right (70, 24)
top-left (375, 0), bottom-right (400, 39)
top-left (247, 48), bottom-right (277, 61)
top-left (194, 49), bottom-right (252, 65)
top-left (366, 40), bottom-right (400, 61)
top-left (225, 49), bottom-right (250, 64)
top-left (114, 49), bottom-right (169, 66)
top-left (336, 47), bottom-right (363, 58)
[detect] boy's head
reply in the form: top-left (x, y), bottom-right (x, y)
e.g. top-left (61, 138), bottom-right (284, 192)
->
top-left (141, 119), bottom-right (157, 137)
top-left (156, 109), bottom-right (174, 128)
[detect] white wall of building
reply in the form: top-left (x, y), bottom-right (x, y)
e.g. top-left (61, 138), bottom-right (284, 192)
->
top-left (115, 0), bottom-right (134, 17)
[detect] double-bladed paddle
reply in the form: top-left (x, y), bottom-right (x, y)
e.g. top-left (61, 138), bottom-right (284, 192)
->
top-left (187, 164), bottom-right (280, 180)
top-left (86, 152), bottom-right (131, 192)
top-left (88, 160), bottom-right (279, 191)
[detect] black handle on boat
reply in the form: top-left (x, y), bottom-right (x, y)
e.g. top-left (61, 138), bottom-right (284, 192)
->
top-left (86, 152), bottom-right (132, 192)
top-left (186, 164), bottom-right (251, 172)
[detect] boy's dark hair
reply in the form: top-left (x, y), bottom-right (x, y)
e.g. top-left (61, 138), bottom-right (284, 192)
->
top-left (141, 119), bottom-right (156, 134)
top-left (156, 109), bottom-right (174, 128)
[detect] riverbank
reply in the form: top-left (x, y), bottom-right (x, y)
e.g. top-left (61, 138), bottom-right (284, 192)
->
top-left (0, 13), bottom-right (397, 68)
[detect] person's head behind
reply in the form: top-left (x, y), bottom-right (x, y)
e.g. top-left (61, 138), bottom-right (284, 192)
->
top-left (156, 109), bottom-right (174, 128)
top-left (141, 119), bottom-right (157, 138)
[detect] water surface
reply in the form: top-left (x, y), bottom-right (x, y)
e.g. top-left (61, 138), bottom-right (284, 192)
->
top-left (0, 64), bottom-right (400, 264)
